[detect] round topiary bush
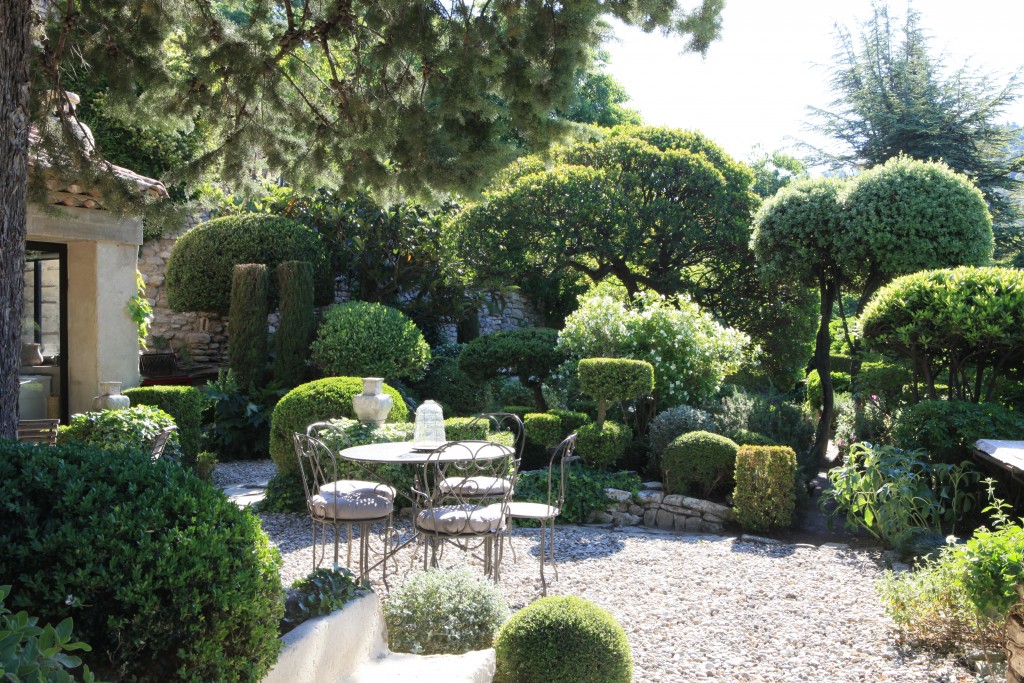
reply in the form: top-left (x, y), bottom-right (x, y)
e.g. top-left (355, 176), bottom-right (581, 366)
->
top-left (493, 596), bottom-right (632, 683)
top-left (661, 430), bottom-right (739, 497)
top-left (311, 301), bottom-right (431, 381)
top-left (0, 441), bottom-right (283, 682)
top-left (59, 405), bottom-right (183, 462)
top-left (727, 429), bottom-right (779, 447)
top-left (575, 421), bottom-right (631, 469)
top-left (647, 405), bottom-right (717, 458)
top-left (165, 213), bottom-right (332, 314)
top-left (269, 377), bottom-right (409, 479)
top-left (383, 568), bottom-right (509, 655)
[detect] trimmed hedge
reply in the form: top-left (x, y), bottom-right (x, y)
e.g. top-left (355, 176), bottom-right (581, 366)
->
top-left (269, 377), bottom-right (408, 478)
top-left (58, 405), bottom-right (183, 463)
top-left (727, 429), bottom-right (779, 447)
top-left (494, 596), bottom-right (632, 683)
top-left (0, 441), bottom-right (283, 682)
top-left (662, 430), bottom-right (738, 497)
top-left (576, 421), bottom-right (631, 469)
top-left (273, 260), bottom-right (316, 389)
top-left (443, 416), bottom-right (490, 441)
top-left (123, 386), bottom-right (206, 464)
top-left (165, 213), bottom-right (331, 314)
top-left (893, 399), bottom-right (1024, 464)
top-left (548, 409), bottom-right (591, 435)
top-left (733, 445), bottom-right (797, 531)
top-left (229, 263), bottom-right (269, 391)
top-left (524, 413), bottom-right (564, 448)
top-left (577, 358), bottom-right (655, 406)
top-left (311, 301), bottom-right (431, 381)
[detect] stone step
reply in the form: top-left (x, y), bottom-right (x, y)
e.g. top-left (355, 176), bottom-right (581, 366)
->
top-left (343, 649), bottom-right (494, 683)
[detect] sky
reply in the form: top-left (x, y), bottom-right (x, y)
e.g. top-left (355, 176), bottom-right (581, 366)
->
top-left (602, 0), bottom-right (1024, 164)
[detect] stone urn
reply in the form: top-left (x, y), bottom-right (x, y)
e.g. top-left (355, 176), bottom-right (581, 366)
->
top-left (352, 378), bottom-right (392, 426)
top-left (93, 381), bottom-right (131, 411)
top-left (21, 342), bottom-right (44, 366)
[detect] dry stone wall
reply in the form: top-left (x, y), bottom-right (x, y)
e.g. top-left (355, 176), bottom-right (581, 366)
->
top-left (593, 485), bottom-right (734, 534)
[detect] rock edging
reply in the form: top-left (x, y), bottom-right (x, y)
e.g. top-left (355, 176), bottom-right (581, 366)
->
top-left (594, 485), bottom-right (734, 534)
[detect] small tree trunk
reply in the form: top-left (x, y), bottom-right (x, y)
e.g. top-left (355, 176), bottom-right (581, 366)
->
top-left (0, 0), bottom-right (31, 439)
top-left (812, 280), bottom-right (838, 462)
top-left (528, 380), bottom-right (548, 413)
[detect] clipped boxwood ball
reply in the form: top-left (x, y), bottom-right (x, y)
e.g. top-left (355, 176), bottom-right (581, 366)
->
top-left (576, 421), bottom-right (630, 469)
top-left (662, 430), bottom-right (739, 497)
top-left (165, 213), bottom-right (332, 314)
top-left (269, 377), bottom-right (409, 478)
top-left (311, 301), bottom-right (431, 381)
top-left (0, 441), bottom-right (283, 682)
top-left (494, 596), bottom-right (632, 683)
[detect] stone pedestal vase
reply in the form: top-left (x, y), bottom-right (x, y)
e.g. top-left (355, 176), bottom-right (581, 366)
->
top-left (352, 378), bottom-right (392, 426)
top-left (93, 381), bottom-right (131, 411)
top-left (21, 342), bottom-right (43, 366)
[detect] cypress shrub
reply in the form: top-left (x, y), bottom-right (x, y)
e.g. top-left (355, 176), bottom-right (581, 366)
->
top-left (733, 445), bottom-right (797, 531)
top-left (123, 385), bottom-right (206, 464)
top-left (273, 260), bottom-right (315, 389)
top-left (229, 264), bottom-right (269, 391)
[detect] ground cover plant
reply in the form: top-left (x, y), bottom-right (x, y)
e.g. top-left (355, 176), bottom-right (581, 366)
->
top-left (58, 405), bottom-right (183, 462)
top-left (281, 566), bottom-right (369, 635)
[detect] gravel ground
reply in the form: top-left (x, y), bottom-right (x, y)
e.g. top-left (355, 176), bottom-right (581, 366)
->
top-left (220, 460), bottom-right (981, 683)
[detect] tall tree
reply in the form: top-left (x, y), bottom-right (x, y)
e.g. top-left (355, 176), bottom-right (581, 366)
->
top-left (0, 0), bottom-right (725, 438)
top-left (806, 3), bottom-right (1023, 238)
top-left (558, 51), bottom-right (643, 129)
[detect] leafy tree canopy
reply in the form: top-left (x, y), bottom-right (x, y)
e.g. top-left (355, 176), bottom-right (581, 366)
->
top-left (805, 3), bottom-right (1023, 238)
top-left (558, 50), bottom-right (643, 129)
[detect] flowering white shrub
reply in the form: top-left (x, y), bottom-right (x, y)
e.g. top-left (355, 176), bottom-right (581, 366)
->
top-left (557, 287), bottom-right (748, 407)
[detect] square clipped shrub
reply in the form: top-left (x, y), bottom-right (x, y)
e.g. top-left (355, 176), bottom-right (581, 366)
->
top-left (523, 412), bottom-right (563, 448)
top-left (733, 445), bottom-right (797, 532)
top-left (123, 385), bottom-right (206, 464)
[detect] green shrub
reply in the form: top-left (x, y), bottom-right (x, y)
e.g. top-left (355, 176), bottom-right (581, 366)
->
top-left (661, 430), bottom-right (738, 497)
top-left (443, 416), bottom-right (489, 441)
top-left (853, 360), bottom-right (913, 403)
top-left (830, 353), bottom-right (852, 373)
top-left (727, 429), bottom-right (778, 447)
top-left (804, 369), bottom-right (851, 412)
top-left (647, 405), bottom-right (716, 458)
top-left (201, 370), bottom-right (280, 461)
top-left (228, 263), bottom-right (269, 391)
top-left (577, 357), bottom-right (654, 426)
top-left (282, 567), bottom-right (368, 635)
top-left (196, 450), bottom-right (218, 481)
top-left (0, 584), bottom-right (96, 683)
top-left (123, 385), bottom-right (206, 464)
top-left (820, 442), bottom-right (978, 550)
top-left (833, 392), bottom-right (892, 457)
top-left (165, 213), bottom-right (332, 314)
top-left (384, 568), bottom-right (509, 655)
top-left (269, 377), bottom-right (408, 479)
top-left (460, 328), bottom-right (563, 412)
top-left (575, 421), bottom-right (631, 469)
top-left (494, 596), bottom-right (632, 683)
top-left (524, 413), bottom-right (563, 448)
top-left (0, 441), bottom-right (283, 682)
top-left (515, 466), bottom-right (641, 524)
top-left (501, 405), bottom-right (535, 417)
top-left (311, 301), bottom-right (431, 381)
top-left (548, 409), bottom-right (591, 435)
top-left (273, 260), bottom-right (316, 389)
top-left (494, 377), bottom-right (536, 408)
top-left (408, 344), bottom-right (490, 416)
top-left (733, 445), bottom-right (797, 531)
top-left (893, 399), bottom-right (1024, 465)
top-left (59, 405), bottom-right (183, 462)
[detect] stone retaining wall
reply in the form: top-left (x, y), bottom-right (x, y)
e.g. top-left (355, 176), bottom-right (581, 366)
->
top-left (594, 486), bottom-right (734, 534)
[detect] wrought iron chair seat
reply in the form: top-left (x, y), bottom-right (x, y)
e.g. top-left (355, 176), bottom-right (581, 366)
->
top-left (507, 501), bottom-right (559, 520)
top-left (320, 479), bottom-right (397, 500)
top-left (16, 419), bottom-right (59, 446)
top-left (438, 475), bottom-right (513, 498)
top-left (416, 503), bottom-right (506, 535)
top-left (310, 489), bottom-right (394, 522)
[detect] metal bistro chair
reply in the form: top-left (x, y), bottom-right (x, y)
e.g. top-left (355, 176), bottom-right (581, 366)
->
top-left (17, 419), bottom-right (60, 446)
top-left (506, 433), bottom-right (578, 595)
top-left (293, 432), bottom-right (396, 580)
top-left (149, 426), bottom-right (177, 460)
top-left (437, 413), bottom-right (524, 503)
top-left (414, 438), bottom-right (517, 581)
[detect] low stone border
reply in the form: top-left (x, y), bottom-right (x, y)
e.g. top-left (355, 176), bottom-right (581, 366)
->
top-left (594, 485), bottom-right (733, 534)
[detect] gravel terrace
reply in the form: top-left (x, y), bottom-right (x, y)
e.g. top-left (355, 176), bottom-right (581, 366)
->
top-left (217, 460), bottom-right (978, 683)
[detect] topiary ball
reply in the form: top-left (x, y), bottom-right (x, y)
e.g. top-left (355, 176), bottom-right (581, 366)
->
top-left (661, 430), bottom-right (739, 497)
top-left (165, 213), bottom-right (332, 314)
top-left (311, 301), bottom-right (431, 381)
top-left (383, 568), bottom-right (509, 655)
top-left (494, 596), bottom-right (632, 683)
top-left (268, 377), bottom-right (408, 479)
top-left (575, 421), bottom-right (630, 469)
top-left (0, 441), bottom-right (283, 682)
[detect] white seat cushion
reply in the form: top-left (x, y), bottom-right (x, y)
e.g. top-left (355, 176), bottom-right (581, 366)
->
top-left (507, 501), bottom-right (559, 520)
top-left (438, 476), bottom-right (512, 498)
top-left (310, 489), bottom-right (394, 522)
top-left (416, 503), bottom-right (506, 535)
top-left (320, 479), bottom-right (397, 501)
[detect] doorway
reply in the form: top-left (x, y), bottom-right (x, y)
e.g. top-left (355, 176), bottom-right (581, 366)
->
top-left (22, 241), bottom-right (69, 424)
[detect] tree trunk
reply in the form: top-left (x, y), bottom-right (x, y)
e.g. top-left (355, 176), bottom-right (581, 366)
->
top-left (813, 280), bottom-right (838, 462)
top-left (0, 0), bottom-right (32, 439)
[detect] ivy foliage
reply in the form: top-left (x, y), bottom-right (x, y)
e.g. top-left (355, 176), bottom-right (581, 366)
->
top-left (165, 214), bottom-right (332, 315)
top-left (514, 466), bottom-right (640, 524)
top-left (58, 405), bottom-right (183, 463)
top-left (861, 267), bottom-right (1024, 403)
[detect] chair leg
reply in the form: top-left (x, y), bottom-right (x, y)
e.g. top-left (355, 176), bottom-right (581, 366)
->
top-left (548, 518), bottom-right (559, 582)
top-left (311, 521), bottom-right (319, 571)
top-left (538, 523), bottom-right (547, 596)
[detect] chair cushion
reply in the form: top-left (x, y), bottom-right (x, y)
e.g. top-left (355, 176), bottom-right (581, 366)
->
top-left (507, 501), bottom-right (559, 520)
top-left (438, 476), bottom-right (512, 498)
top-left (320, 479), bottom-right (397, 501)
top-left (416, 503), bottom-right (506, 535)
top-left (310, 489), bottom-right (394, 522)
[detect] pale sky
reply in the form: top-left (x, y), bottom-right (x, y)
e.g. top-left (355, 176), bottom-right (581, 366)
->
top-left (603, 0), bottom-right (1024, 164)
